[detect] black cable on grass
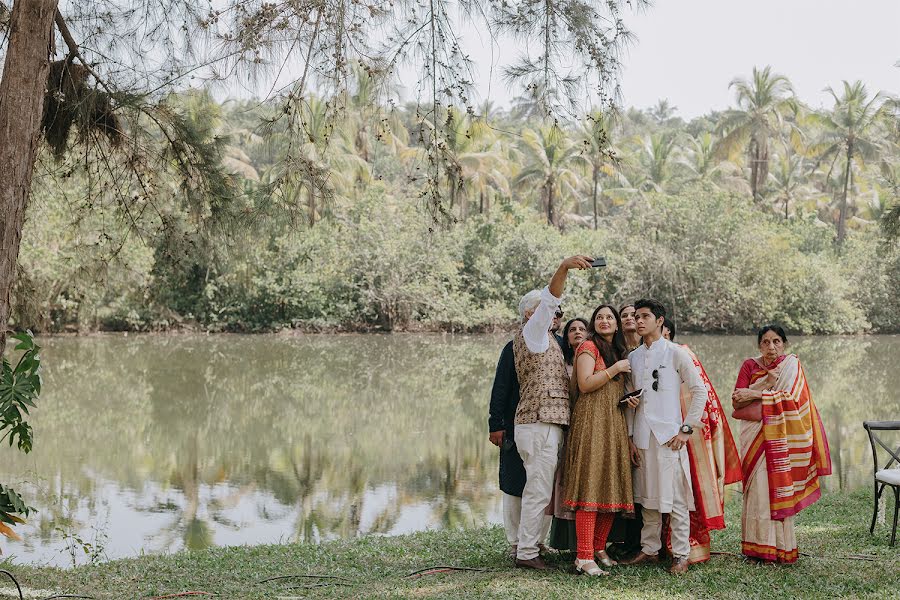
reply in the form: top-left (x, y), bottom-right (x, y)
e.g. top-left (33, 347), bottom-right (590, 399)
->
top-left (257, 574), bottom-right (352, 584)
top-left (405, 566), bottom-right (487, 578)
top-left (41, 595), bottom-right (97, 599)
top-left (0, 569), bottom-right (23, 600)
top-left (147, 593), bottom-right (215, 599)
top-left (285, 583), bottom-right (354, 590)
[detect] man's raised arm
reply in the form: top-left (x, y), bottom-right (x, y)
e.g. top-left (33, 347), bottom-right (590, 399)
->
top-left (522, 256), bottom-right (593, 353)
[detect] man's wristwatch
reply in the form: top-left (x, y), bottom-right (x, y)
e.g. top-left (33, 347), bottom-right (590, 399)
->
top-left (679, 424), bottom-right (693, 435)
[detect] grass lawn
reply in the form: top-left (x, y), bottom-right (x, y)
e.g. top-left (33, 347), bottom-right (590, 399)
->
top-left (2, 488), bottom-right (898, 599)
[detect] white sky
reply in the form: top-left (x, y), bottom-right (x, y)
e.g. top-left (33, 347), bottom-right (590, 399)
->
top-left (223, 0), bottom-right (900, 118)
top-left (460, 0), bottom-right (900, 118)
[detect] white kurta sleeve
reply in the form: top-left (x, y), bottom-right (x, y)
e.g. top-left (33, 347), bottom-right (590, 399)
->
top-left (521, 286), bottom-right (562, 354)
top-left (674, 346), bottom-right (706, 428)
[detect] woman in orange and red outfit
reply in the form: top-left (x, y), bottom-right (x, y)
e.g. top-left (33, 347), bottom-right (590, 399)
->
top-left (562, 304), bottom-right (634, 576)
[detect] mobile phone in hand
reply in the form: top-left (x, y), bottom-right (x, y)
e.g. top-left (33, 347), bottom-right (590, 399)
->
top-left (619, 388), bottom-right (643, 405)
top-left (590, 256), bottom-right (607, 268)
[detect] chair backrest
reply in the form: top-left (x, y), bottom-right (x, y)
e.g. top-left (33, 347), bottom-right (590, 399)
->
top-left (864, 421), bottom-right (900, 476)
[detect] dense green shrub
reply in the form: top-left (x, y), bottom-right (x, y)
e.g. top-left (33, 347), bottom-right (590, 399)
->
top-left (596, 188), bottom-right (870, 333)
top-left (13, 185), bottom-right (900, 334)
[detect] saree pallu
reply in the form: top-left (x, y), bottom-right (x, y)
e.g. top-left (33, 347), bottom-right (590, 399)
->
top-left (663, 346), bottom-right (742, 564)
top-left (740, 354), bottom-right (831, 563)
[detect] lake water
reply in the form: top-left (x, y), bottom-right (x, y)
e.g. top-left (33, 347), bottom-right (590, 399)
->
top-left (1, 333), bottom-right (897, 566)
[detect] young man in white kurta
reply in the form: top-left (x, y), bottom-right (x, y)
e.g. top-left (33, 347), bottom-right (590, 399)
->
top-left (626, 301), bottom-right (706, 570)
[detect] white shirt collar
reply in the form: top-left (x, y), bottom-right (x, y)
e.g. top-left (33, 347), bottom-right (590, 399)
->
top-left (643, 336), bottom-right (666, 351)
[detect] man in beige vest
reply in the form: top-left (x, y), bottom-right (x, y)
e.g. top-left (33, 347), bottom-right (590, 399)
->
top-left (513, 255), bottom-right (594, 570)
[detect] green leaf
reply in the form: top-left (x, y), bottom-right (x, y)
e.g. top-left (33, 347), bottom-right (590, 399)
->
top-left (11, 332), bottom-right (33, 351)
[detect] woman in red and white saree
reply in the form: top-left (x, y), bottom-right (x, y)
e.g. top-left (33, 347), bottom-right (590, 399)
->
top-left (732, 325), bottom-right (831, 563)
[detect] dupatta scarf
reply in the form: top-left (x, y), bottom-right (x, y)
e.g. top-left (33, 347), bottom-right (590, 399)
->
top-left (742, 354), bottom-right (831, 520)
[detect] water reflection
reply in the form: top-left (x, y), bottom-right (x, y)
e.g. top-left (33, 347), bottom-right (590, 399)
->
top-left (0, 333), bottom-right (897, 566)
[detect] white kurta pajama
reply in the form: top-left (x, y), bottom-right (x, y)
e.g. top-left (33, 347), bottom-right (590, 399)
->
top-left (513, 286), bottom-right (568, 561)
top-left (628, 338), bottom-right (706, 560)
top-left (502, 489), bottom-right (552, 547)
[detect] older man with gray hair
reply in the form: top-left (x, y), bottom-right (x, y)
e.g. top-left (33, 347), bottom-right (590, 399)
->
top-left (512, 254), bottom-right (594, 570)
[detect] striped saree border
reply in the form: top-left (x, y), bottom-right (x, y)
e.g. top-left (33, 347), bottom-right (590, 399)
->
top-left (741, 541), bottom-right (799, 564)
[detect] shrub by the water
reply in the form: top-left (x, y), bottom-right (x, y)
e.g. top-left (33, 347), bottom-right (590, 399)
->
top-left (16, 182), bottom-right (900, 334)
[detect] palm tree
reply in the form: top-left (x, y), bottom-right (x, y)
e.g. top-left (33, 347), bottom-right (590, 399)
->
top-left (577, 111), bottom-right (620, 228)
top-left (475, 100), bottom-right (503, 123)
top-left (294, 96), bottom-right (332, 226)
top-left (258, 96), bottom-right (369, 226)
top-left (717, 66), bottom-right (795, 202)
top-left (767, 142), bottom-right (812, 219)
top-left (342, 62), bottom-right (408, 164)
top-left (638, 132), bottom-right (678, 193)
top-left (810, 81), bottom-right (890, 245)
top-left (680, 132), bottom-right (718, 183)
top-left (878, 158), bottom-right (900, 200)
top-left (410, 107), bottom-right (511, 220)
top-left (650, 99), bottom-right (678, 125)
top-left (435, 107), bottom-right (477, 218)
top-left (510, 82), bottom-right (559, 121)
top-left (457, 139), bottom-right (511, 218)
top-left (514, 125), bottom-right (585, 226)
top-left (677, 131), bottom-right (748, 196)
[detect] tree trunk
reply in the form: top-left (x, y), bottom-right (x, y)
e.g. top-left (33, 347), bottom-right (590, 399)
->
top-left (448, 170), bottom-right (457, 213)
top-left (836, 141), bottom-right (853, 246)
top-left (748, 140), bottom-right (758, 201)
top-left (750, 137), bottom-right (768, 203)
top-left (546, 181), bottom-right (555, 226)
top-left (308, 185), bottom-right (316, 226)
top-left (591, 166), bottom-right (599, 230)
top-left (757, 140), bottom-right (769, 200)
top-left (0, 0), bottom-right (58, 358)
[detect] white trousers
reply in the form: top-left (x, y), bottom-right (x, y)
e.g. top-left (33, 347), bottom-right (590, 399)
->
top-left (514, 422), bottom-right (563, 560)
top-left (502, 492), bottom-right (551, 546)
top-left (636, 434), bottom-right (692, 559)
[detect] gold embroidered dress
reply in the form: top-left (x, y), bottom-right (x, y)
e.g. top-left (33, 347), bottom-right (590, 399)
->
top-left (562, 340), bottom-right (634, 513)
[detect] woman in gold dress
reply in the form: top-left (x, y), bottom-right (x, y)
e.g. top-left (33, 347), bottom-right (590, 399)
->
top-left (563, 304), bottom-right (634, 576)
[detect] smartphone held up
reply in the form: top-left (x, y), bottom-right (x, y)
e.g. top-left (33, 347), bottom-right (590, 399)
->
top-left (590, 256), bottom-right (607, 268)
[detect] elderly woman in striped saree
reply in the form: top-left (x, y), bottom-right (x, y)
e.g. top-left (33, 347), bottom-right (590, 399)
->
top-left (731, 325), bottom-right (832, 563)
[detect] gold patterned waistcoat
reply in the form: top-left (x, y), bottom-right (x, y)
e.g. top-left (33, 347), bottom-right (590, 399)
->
top-left (512, 327), bottom-right (570, 426)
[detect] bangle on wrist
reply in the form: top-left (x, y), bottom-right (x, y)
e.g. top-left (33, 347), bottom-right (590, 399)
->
top-left (603, 369), bottom-right (611, 381)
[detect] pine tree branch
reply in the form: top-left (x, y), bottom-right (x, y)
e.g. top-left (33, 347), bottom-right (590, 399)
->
top-left (54, 9), bottom-right (114, 96)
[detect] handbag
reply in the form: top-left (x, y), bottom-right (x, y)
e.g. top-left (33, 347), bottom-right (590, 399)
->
top-left (732, 400), bottom-right (762, 421)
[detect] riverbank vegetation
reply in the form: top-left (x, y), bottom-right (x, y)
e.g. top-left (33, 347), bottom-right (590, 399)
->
top-left (14, 70), bottom-right (900, 335)
top-left (4, 488), bottom-right (898, 599)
